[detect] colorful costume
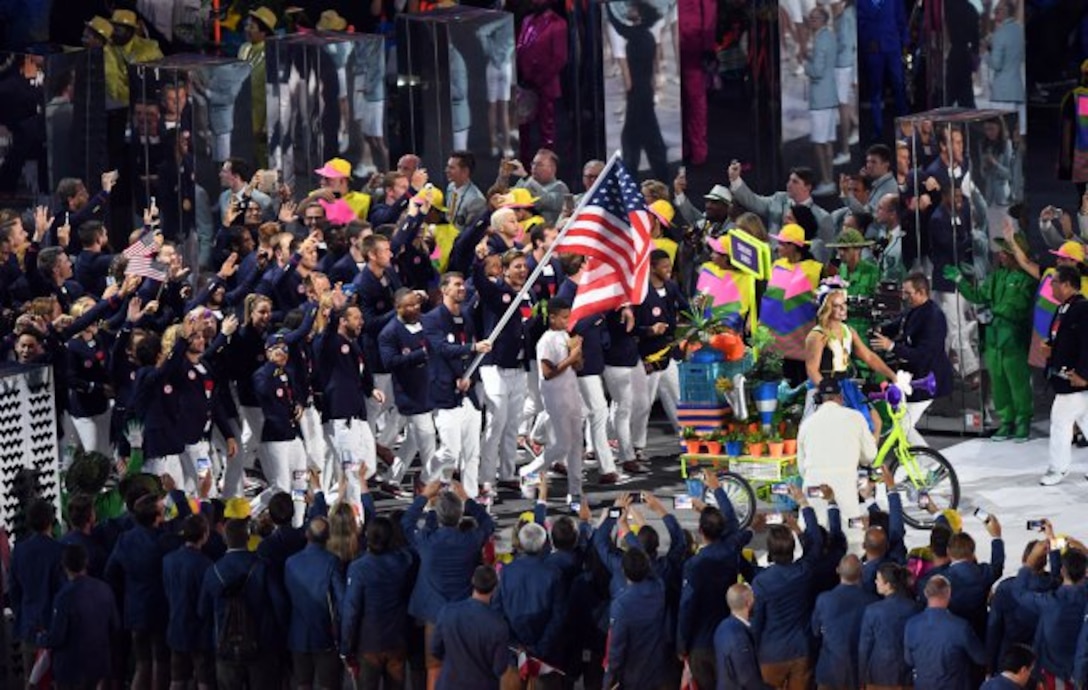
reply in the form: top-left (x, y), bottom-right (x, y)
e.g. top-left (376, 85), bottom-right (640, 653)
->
top-left (760, 257), bottom-right (821, 361)
top-left (696, 262), bottom-right (753, 321)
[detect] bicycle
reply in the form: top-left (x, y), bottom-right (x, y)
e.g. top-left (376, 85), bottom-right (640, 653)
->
top-left (867, 383), bottom-right (960, 529)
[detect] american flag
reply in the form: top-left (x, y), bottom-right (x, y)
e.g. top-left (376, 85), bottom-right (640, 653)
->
top-left (552, 157), bottom-right (652, 323)
top-left (122, 231), bottom-right (158, 259)
top-left (124, 257), bottom-right (168, 283)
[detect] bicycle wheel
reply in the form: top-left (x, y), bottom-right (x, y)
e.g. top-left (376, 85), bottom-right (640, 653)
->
top-left (704, 471), bottom-right (757, 530)
top-left (887, 447), bottom-right (961, 529)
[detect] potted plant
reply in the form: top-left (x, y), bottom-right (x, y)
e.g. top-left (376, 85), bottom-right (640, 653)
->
top-left (766, 432), bottom-right (785, 457)
top-left (745, 430), bottom-right (766, 457)
top-left (681, 427), bottom-right (702, 454)
top-left (781, 419), bottom-right (799, 455)
top-left (724, 429), bottom-right (745, 456)
top-left (704, 430), bottom-right (723, 456)
top-left (676, 294), bottom-right (746, 362)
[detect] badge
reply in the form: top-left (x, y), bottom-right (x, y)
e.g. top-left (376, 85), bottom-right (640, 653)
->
top-left (130, 371), bottom-right (136, 381)
top-left (652, 306), bottom-right (662, 317)
top-left (413, 256), bottom-right (421, 264)
top-left (402, 347), bottom-right (411, 355)
top-left (163, 384), bottom-right (173, 394)
top-left (341, 344), bottom-right (350, 354)
top-left (276, 388), bottom-right (284, 398)
top-left (188, 370), bottom-right (197, 380)
top-left (502, 294), bottom-right (511, 304)
top-left (87, 340), bottom-right (96, 348)
top-left (84, 360), bottom-right (93, 368)
top-left (447, 334), bottom-right (455, 343)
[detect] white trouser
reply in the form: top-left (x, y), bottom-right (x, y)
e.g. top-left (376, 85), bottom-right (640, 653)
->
top-left (71, 412), bottom-right (112, 457)
top-left (144, 454), bottom-right (184, 486)
top-left (366, 373), bottom-right (404, 448)
top-left (237, 403), bottom-right (265, 470)
top-left (603, 364), bottom-right (643, 464)
top-left (1048, 391), bottom-right (1088, 474)
top-left (633, 362), bottom-right (680, 449)
top-left (326, 418), bottom-right (376, 511)
top-left (542, 384), bottom-right (584, 498)
top-left (299, 405), bottom-right (328, 473)
top-left (434, 400), bottom-right (483, 493)
top-left (178, 441), bottom-right (211, 496)
top-left (217, 417), bottom-right (246, 498)
top-left (520, 360), bottom-right (547, 441)
top-left (261, 438), bottom-right (306, 494)
top-left (578, 375), bottom-right (618, 474)
top-left (934, 291), bottom-right (980, 378)
top-left (480, 365), bottom-right (528, 483)
top-left (398, 411), bottom-right (438, 474)
top-left (904, 400), bottom-right (933, 447)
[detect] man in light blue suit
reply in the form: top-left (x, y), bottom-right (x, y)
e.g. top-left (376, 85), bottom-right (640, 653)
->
top-left (986, 0), bottom-right (1026, 134)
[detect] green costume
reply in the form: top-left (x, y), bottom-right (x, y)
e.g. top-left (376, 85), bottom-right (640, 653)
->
top-left (840, 257), bottom-right (879, 336)
top-left (946, 254), bottom-right (1037, 440)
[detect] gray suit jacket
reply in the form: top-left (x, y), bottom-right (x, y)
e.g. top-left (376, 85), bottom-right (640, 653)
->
top-left (986, 19), bottom-right (1024, 104)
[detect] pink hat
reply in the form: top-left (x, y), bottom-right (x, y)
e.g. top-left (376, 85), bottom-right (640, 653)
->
top-left (318, 198), bottom-right (356, 226)
top-left (707, 234), bottom-right (729, 255)
top-left (314, 157), bottom-right (351, 180)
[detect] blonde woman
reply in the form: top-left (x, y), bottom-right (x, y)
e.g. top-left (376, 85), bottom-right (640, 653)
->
top-left (223, 293), bottom-right (274, 497)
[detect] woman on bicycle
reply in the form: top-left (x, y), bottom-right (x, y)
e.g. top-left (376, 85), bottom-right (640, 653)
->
top-left (804, 285), bottom-right (898, 427)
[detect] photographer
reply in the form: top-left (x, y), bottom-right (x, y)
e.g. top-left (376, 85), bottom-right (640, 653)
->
top-left (870, 273), bottom-right (953, 446)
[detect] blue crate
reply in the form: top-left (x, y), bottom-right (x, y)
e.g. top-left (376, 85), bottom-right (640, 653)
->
top-left (679, 361), bottom-right (726, 404)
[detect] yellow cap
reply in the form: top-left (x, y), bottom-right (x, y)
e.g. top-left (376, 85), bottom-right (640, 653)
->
top-left (249, 7), bottom-right (278, 32)
top-left (224, 497), bottom-right (252, 520)
top-left (86, 16), bottom-right (114, 40)
top-left (418, 185), bottom-right (447, 212)
top-left (649, 199), bottom-right (675, 227)
top-left (316, 9), bottom-right (348, 31)
top-left (941, 508), bottom-right (962, 534)
top-left (771, 223), bottom-right (809, 247)
top-left (314, 157), bottom-right (351, 179)
top-left (518, 511), bottom-right (536, 524)
top-left (503, 187), bottom-right (539, 209)
top-left (111, 9), bottom-right (138, 28)
top-left (1051, 240), bottom-right (1086, 264)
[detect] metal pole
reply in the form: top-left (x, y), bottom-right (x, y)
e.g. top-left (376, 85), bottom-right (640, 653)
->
top-left (463, 150), bottom-right (623, 380)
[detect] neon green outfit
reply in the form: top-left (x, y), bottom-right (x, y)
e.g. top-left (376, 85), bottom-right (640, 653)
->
top-left (946, 261), bottom-right (1037, 440)
top-left (840, 258), bottom-right (879, 338)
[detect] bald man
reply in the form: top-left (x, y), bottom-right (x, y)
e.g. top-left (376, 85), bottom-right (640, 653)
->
top-left (811, 555), bottom-right (879, 689)
top-left (713, 584), bottom-right (772, 690)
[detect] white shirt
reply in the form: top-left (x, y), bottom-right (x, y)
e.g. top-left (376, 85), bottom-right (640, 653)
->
top-left (537, 329), bottom-right (579, 397)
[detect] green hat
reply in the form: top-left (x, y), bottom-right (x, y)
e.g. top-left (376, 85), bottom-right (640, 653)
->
top-left (993, 232), bottom-right (1030, 256)
top-left (65, 450), bottom-right (112, 495)
top-left (825, 228), bottom-right (874, 249)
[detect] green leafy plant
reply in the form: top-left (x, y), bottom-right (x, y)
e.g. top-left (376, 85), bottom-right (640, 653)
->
top-left (748, 325), bottom-right (784, 382)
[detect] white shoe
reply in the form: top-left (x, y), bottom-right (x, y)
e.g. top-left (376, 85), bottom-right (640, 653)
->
top-left (832, 152), bottom-right (851, 166)
top-left (848, 131), bottom-right (859, 145)
top-left (812, 182), bottom-right (837, 197)
top-left (1039, 469), bottom-right (1067, 486)
top-left (389, 457), bottom-right (407, 484)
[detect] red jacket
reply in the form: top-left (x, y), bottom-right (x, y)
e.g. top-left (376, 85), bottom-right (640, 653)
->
top-left (516, 10), bottom-right (568, 99)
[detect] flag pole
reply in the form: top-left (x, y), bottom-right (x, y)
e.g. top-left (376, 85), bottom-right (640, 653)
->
top-left (463, 150), bottom-right (623, 380)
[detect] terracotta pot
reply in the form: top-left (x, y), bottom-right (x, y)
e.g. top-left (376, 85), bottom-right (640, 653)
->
top-left (747, 442), bottom-right (765, 457)
top-left (683, 439), bottom-right (701, 454)
top-left (704, 441), bottom-right (722, 455)
top-left (766, 441), bottom-right (785, 457)
top-left (783, 439), bottom-right (797, 455)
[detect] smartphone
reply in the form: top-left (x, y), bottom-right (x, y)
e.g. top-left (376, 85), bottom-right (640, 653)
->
top-left (805, 486), bottom-right (824, 499)
top-left (917, 491), bottom-right (930, 508)
top-left (674, 494), bottom-right (693, 511)
top-left (771, 482), bottom-right (791, 496)
top-left (765, 513), bottom-right (784, 525)
top-left (628, 491), bottom-right (644, 504)
top-left (1027, 519), bottom-right (1046, 531)
top-left (608, 507), bottom-right (622, 519)
top-left (570, 501), bottom-right (581, 514)
top-left (848, 517), bottom-right (866, 529)
top-left (973, 507), bottom-right (990, 523)
top-left (678, 165), bottom-right (687, 177)
top-left (196, 457), bottom-right (211, 478)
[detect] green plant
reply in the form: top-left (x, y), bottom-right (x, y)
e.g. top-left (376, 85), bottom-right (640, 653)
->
top-left (675, 294), bottom-right (741, 350)
top-left (748, 325), bottom-right (784, 382)
top-left (767, 431), bottom-right (783, 442)
top-left (682, 426), bottom-right (700, 440)
top-left (745, 429), bottom-right (765, 444)
top-left (782, 419), bottom-right (799, 440)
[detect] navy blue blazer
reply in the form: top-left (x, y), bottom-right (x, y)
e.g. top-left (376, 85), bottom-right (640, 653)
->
top-left (162, 544), bottom-right (214, 653)
top-left (986, 569), bottom-right (1050, 672)
top-left (604, 308), bottom-right (641, 367)
top-left (9, 533), bottom-right (66, 641)
top-left (403, 496), bottom-right (495, 623)
top-left (253, 361), bottom-right (301, 442)
top-left (811, 583), bottom-right (879, 688)
top-left (432, 598), bottom-right (509, 690)
top-left (903, 607), bottom-right (987, 690)
top-left (472, 260), bottom-right (535, 369)
top-left (635, 279), bottom-right (689, 361)
top-left (65, 334), bottom-right (112, 417)
top-left (421, 302), bottom-right (481, 410)
top-left (199, 549), bottom-right (289, 653)
top-left (379, 317), bottom-right (432, 415)
top-left (256, 525), bottom-right (307, 587)
top-left (713, 616), bottom-right (772, 690)
top-left (341, 548), bottom-right (417, 655)
top-left (104, 524), bottom-right (171, 632)
top-left (493, 552), bottom-right (566, 662)
top-left (39, 575), bottom-right (120, 685)
top-left (314, 310), bottom-right (375, 421)
top-left (945, 541), bottom-right (1005, 640)
top-left (858, 594), bottom-right (920, 687)
top-left (284, 543), bottom-right (346, 652)
top-left (603, 577), bottom-right (672, 690)
top-left (353, 264), bottom-right (401, 375)
top-left (73, 250), bottom-right (113, 297)
top-left (60, 529), bottom-right (107, 580)
top-left (1015, 565), bottom-right (1088, 679)
top-left (880, 298), bottom-right (953, 400)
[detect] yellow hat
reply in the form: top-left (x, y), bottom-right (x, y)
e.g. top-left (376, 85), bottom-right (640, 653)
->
top-left (249, 7), bottom-right (277, 32)
top-left (518, 511), bottom-right (536, 524)
top-left (1050, 240), bottom-right (1086, 264)
top-left (940, 508), bottom-right (962, 534)
top-left (111, 9), bottom-right (138, 28)
top-left (86, 16), bottom-right (114, 40)
top-left (503, 187), bottom-right (539, 209)
top-left (224, 497), bottom-right (252, 520)
top-left (649, 199), bottom-right (675, 227)
top-left (314, 157), bottom-right (351, 179)
top-left (417, 185), bottom-right (447, 212)
top-left (316, 9), bottom-right (348, 31)
top-left (770, 223), bottom-right (809, 247)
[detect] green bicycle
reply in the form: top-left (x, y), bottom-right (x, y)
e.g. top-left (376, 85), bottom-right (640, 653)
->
top-left (868, 383), bottom-right (960, 529)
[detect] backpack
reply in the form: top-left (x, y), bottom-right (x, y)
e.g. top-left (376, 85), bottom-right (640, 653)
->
top-left (214, 563), bottom-right (259, 662)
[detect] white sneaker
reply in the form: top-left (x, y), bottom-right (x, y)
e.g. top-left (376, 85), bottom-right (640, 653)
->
top-left (848, 131), bottom-right (859, 145)
top-left (1039, 469), bottom-right (1067, 486)
top-left (832, 152), bottom-right (851, 166)
top-left (389, 457), bottom-right (407, 484)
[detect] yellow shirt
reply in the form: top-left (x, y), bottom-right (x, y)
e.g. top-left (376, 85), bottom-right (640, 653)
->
top-left (432, 223), bottom-right (460, 272)
top-left (121, 36), bottom-right (164, 64)
top-left (653, 236), bottom-right (678, 263)
top-left (343, 191), bottom-right (372, 222)
top-left (698, 261), bottom-right (754, 317)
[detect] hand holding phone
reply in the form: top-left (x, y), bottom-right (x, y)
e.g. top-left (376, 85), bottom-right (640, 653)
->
top-left (973, 507), bottom-right (990, 523)
top-left (805, 486), bottom-right (824, 499)
top-left (1027, 519), bottom-right (1046, 532)
top-left (765, 513), bottom-right (784, 525)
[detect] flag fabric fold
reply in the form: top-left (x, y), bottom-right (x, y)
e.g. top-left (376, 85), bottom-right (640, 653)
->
top-left (552, 158), bottom-right (652, 323)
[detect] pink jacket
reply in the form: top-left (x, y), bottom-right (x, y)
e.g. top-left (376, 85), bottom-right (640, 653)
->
top-left (516, 10), bottom-right (568, 99)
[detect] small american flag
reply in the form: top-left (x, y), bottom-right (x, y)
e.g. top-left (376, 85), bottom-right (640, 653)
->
top-left (552, 156), bottom-right (652, 323)
top-left (123, 231), bottom-right (158, 260)
top-left (124, 257), bottom-right (168, 282)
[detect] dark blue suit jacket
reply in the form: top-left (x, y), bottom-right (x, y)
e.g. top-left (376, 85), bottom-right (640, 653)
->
top-left (341, 548), bottom-right (416, 654)
top-left (1015, 565), bottom-right (1088, 679)
top-left (104, 524), bottom-right (171, 632)
top-left (987, 568), bottom-right (1050, 672)
top-left (379, 317), bottom-right (432, 415)
top-left (858, 594), bottom-right (920, 687)
top-left (314, 310), bottom-right (375, 421)
top-left (713, 616), bottom-right (772, 690)
top-left (421, 302), bottom-right (480, 410)
top-left (162, 544), bottom-right (214, 652)
top-left (432, 598), bottom-right (509, 690)
top-left (492, 552), bottom-right (566, 662)
top-left (199, 549), bottom-right (289, 653)
top-left (903, 607), bottom-right (986, 690)
top-left (811, 583), bottom-right (879, 688)
top-left (60, 530), bottom-right (107, 580)
top-left (603, 578), bottom-right (672, 690)
top-left (353, 264), bottom-right (401, 374)
top-left (881, 298), bottom-right (953, 400)
top-left (945, 541), bottom-right (1005, 641)
top-left (284, 543), bottom-right (346, 652)
top-left (39, 575), bottom-right (120, 684)
top-left (9, 533), bottom-right (66, 641)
